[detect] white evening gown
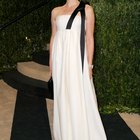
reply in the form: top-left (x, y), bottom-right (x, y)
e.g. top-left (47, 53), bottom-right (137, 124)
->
top-left (51, 14), bottom-right (107, 140)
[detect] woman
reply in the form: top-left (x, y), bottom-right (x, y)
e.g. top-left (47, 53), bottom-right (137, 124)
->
top-left (49, 0), bottom-right (107, 140)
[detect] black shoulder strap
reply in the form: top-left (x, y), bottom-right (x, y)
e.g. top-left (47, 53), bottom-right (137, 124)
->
top-left (66, 1), bottom-right (86, 73)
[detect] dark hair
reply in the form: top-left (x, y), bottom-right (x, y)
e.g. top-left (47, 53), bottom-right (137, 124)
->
top-left (81, 0), bottom-right (90, 5)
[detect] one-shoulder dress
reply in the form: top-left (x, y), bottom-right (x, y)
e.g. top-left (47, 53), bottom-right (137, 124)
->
top-left (51, 4), bottom-right (107, 140)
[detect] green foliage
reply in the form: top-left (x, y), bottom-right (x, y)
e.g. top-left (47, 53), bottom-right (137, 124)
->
top-left (91, 0), bottom-right (140, 113)
top-left (0, 0), bottom-right (55, 73)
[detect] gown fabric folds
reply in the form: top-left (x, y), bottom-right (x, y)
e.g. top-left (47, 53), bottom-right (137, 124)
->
top-left (51, 4), bottom-right (107, 140)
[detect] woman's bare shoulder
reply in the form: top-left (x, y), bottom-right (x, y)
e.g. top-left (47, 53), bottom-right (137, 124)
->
top-left (51, 5), bottom-right (65, 17)
top-left (85, 4), bottom-right (95, 18)
top-left (85, 4), bottom-right (94, 14)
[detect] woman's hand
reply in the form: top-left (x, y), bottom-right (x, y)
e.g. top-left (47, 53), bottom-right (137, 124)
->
top-left (89, 67), bottom-right (93, 79)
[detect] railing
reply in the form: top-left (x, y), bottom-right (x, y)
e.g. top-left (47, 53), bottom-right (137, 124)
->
top-left (0, 0), bottom-right (51, 31)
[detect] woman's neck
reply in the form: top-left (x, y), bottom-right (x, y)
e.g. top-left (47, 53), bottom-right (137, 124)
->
top-left (65, 0), bottom-right (79, 7)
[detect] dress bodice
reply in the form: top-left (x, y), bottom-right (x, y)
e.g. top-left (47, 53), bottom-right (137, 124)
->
top-left (54, 4), bottom-right (87, 73)
top-left (56, 15), bottom-right (82, 31)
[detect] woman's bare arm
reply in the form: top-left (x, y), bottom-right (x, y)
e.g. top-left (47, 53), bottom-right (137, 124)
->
top-left (49, 8), bottom-right (57, 71)
top-left (85, 5), bottom-right (95, 65)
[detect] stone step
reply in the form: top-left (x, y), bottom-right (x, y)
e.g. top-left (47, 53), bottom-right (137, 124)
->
top-left (17, 61), bottom-right (51, 82)
top-left (2, 71), bottom-right (53, 99)
top-left (32, 50), bottom-right (49, 66)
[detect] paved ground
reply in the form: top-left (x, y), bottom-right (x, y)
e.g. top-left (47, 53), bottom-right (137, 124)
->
top-left (0, 80), bottom-right (17, 140)
top-left (119, 112), bottom-right (140, 139)
top-left (0, 80), bottom-right (140, 140)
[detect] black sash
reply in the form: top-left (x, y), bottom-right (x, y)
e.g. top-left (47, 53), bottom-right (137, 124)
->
top-left (66, 1), bottom-right (86, 73)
